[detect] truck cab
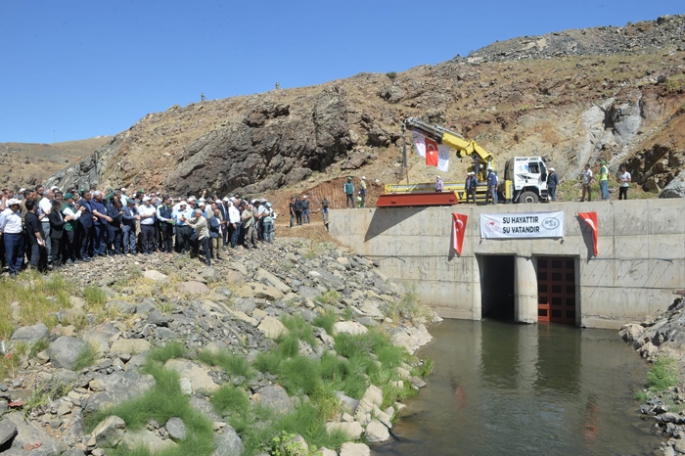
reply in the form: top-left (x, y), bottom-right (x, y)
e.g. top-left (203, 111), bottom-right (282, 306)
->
top-left (503, 157), bottom-right (549, 203)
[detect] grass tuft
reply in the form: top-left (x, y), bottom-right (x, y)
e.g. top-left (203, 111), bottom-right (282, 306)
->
top-left (74, 343), bottom-right (98, 371)
top-left (148, 341), bottom-right (186, 364)
top-left (313, 312), bottom-right (337, 335)
top-left (84, 285), bottom-right (107, 309)
top-left (198, 349), bottom-right (254, 380)
top-left (647, 357), bottom-right (679, 392)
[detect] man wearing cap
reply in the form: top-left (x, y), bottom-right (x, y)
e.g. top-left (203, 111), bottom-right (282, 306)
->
top-left (581, 164), bottom-right (593, 202)
top-left (547, 168), bottom-right (558, 202)
top-left (465, 172), bottom-right (478, 203)
top-left (599, 159), bottom-right (609, 201)
top-left (486, 168), bottom-right (498, 205)
top-left (343, 177), bottom-right (355, 208)
top-left (138, 196), bottom-right (157, 255)
top-left (435, 176), bottom-right (444, 193)
top-left (173, 202), bottom-right (193, 254)
top-left (0, 199), bottom-right (24, 276)
top-left (122, 199), bottom-right (140, 255)
top-left (241, 203), bottom-right (258, 249)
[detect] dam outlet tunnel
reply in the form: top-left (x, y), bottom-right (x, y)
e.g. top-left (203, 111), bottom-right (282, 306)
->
top-left (478, 255), bottom-right (515, 321)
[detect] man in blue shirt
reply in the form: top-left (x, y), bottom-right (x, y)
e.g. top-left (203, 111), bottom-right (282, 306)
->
top-left (486, 168), bottom-right (498, 205)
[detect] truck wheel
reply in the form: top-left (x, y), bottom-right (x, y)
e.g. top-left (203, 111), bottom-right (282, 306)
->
top-left (519, 191), bottom-right (539, 203)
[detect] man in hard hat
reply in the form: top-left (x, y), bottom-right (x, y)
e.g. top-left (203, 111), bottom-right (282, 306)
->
top-left (599, 159), bottom-right (609, 201)
top-left (359, 176), bottom-right (368, 208)
top-left (486, 167), bottom-right (497, 205)
top-left (343, 177), bottom-right (355, 209)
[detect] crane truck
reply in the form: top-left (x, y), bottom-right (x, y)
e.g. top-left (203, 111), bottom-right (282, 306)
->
top-left (384, 117), bottom-right (550, 204)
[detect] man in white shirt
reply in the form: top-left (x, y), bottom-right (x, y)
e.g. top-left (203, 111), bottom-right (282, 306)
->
top-left (138, 196), bottom-right (157, 255)
top-left (0, 199), bottom-right (24, 276)
top-left (227, 201), bottom-right (241, 249)
top-left (39, 190), bottom-right (54, 263)
top-left (581, 164), bottom-right (593, 202)
top-left (618, 166), bottom-right (631, 200)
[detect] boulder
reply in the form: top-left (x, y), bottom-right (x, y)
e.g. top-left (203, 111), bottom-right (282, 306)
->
top-left (212, 424), bottom-right (244, 456)
top-left (255, 268), bottom-right (292, 294)
top-left (391, 324), bottom-right (433, 354)
top-left (92, 415), bottom-right (126, 447)
top-left (320, 448), bottom-right (338, 456)
top-left (177, 281), bottom-right (211, 295)
top-left (340, 442), bottom-right (371, 456)
top-left (333, 321), bottom-right (368, 336)
top-left (83, 323), bottom-right (121, 355)
top-left (109, 338), bottom-right (151, 355)
top-left (257, 316), bottom-right (288, 339)
top-left (2, 412), bottom-right (61, 454)
top-left (10, 323), bottom-right (48, 345)
top-left (364, 419), bottom-right (390, 443)
top-left (48, 336), bottom-right (88, 370)
top-left (0, 416), bottom-right (18, 446)
top-left (143, 270), bottom-right (169, 282)
top-left (253, 385), bottom-right (294, 414)
top-left (661, 170), bottom-right (685, 198)
top-left (105, 299), bottom-right (137, 314)
top-left (87, 371), bottom-right (156, 411)
top-left (326, 421), bottom-right (363, 440)
top-left (122, 429), bottom-right (177, 452)
top-left (165, 359), bottom-right (219, 394)
top-left (619, 323), bottom-right (645, 342)
top-left (237, 282), bottom-right (283, 301)
top-left (200, 267), bottom-right (221, 283)
top-left (165, 417), bottom-right (187, 441)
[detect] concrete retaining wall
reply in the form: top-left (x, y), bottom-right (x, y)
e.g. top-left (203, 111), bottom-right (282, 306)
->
top-left (329, 199), bottom-right (685, 329)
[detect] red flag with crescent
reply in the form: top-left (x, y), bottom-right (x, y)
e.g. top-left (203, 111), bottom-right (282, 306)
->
top-left (452, 213), bottom-right (468, 256)
top-left (425, 137), bottom-right (439, 167)
top-left (578, 211), bottom-right (598, 256)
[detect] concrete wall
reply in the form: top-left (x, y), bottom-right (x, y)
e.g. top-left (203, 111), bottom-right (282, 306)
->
top-left (329, 199), bottom-right (685, 329)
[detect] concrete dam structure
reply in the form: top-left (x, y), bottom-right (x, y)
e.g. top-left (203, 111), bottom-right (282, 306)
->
top-left (329, 199), bottom-right (685, 329)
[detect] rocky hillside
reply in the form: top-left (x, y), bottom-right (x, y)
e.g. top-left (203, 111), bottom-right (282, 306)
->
top-left (46, 15), bottom-right (685, 201)
top-left (0, 240), bottom-right (437, 455)
top-left (0, 137), bottom-right (112, 190)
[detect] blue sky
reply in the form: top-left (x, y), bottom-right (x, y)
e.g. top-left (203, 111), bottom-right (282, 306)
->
top-left (0, 0), bottom-right (682, 143)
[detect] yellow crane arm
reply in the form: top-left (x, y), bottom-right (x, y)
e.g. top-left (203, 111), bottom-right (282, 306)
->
top-left (440, 132), bottom-right (495, 169)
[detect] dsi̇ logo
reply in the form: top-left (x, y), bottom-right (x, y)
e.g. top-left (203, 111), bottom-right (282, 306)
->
top-left (541, 217), bottom-right (560, 230)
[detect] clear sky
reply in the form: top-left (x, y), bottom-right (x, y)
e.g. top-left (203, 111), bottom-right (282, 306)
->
top-left (0, 0), bottom-right (682, 143)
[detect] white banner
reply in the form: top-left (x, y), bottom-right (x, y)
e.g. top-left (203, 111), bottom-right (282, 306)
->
top-left (480, 211), bottom-right (564, 239)
top-left (412, 131), bottom-right (426, 157)
top-left (437, 144), bottom-right (450, 172)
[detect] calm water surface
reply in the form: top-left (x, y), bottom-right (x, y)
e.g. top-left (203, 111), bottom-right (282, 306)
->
top-left (374, 320), bottom-right (660, 456)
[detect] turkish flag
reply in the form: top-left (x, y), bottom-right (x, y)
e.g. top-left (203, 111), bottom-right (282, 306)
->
top-left (425, 137), bottom-right (439, 167)
top-left (578, 212), bottom-right (598, 256)
top-left (452, 213), bottom-right (468, 256)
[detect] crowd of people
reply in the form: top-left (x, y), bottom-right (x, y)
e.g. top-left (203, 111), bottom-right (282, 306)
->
top-left (0, 185), bottom-right (277, 277)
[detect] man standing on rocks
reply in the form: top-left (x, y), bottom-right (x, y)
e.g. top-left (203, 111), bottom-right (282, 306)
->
top-left (618, 165), bottom-right (631, 200)
top-left (581, 164), bottom-right (593, 202)
top-left (90, 191), bottom-right (110, 257)
top-left (547, 168), bottom-right (558, 202)
top-left (289, 196), bottom-right (296, 228)
top-left (61, 193), bottom-right (83, 265)
top-left (241, 203), bottom-right (258, 249)
top-left (294, 195), bottom-right (303, 226)
top-left (138, 196), bottom-right (157, 255)
top-left (321, 196), bottom-right (330, 223)
top-left (185, 208), bottom-right (211, 266)
top-left (172, 201), bottom-right (192, 254)
top-left (0, 199), bottom-right (24, 276)
top-left (344, 177), bottom-right (355, 208)
top-left (599, 159), bottom-right (609, 201)
top-left (156, 196), bottom-right (174, 254)
top-left (359, 177), bottom-right (368, 207)
top-left (77, 191), bottom-right (94, 262)
top-left (228, 199), bottom-right (241, 249)
top-left (38, 189), bottom-right (53, 264)
top-left (24, 199), bottom-right (47, 272)
top-left (208, 208), bottom-right (223, 262)
top-left (122, 199), bottom-right (140, 255)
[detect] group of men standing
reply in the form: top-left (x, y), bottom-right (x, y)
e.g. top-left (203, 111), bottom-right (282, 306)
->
top-left (0, 185), bottom-right (277, 277)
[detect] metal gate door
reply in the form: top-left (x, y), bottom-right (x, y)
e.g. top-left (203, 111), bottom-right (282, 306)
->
top-left (537, 257), bottom-right (576, 325)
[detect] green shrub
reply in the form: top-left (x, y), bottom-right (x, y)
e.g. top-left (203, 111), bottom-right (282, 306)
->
top-left (315, 290), bottom-right (341, 306)
top-left (279, 356), bottom-right (321, 396)
top-left (84, 286), bottom-right (106, 309)
top-left (254, 350), bottom-right (283, 374)
top-left (313, 312), bottom-right (337, 335)
top-left (198, 349), bottom-right (255, 380)
top-left (386, 71), bottom-right (398, 80)
top-left (280, 315), bottom-right (316, 346)
top-left (148, 341), bottom-right (186, 364)
top-left (74, 343), bottom-right (98, 371)
top-left (211, 385), bottom-right (251, 416)
top-left (647, 357), bottom-right (679, 392)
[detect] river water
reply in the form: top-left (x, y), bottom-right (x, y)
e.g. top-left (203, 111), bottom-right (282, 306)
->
top-left (375, 320), bottom-right (660, 456)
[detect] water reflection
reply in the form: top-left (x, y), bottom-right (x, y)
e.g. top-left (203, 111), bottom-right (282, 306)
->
top-left (374, 320), bottom-right (658, 456)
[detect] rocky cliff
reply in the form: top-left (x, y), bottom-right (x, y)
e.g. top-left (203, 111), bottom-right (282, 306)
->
top-left (47, 15), bottom-right (685, 199)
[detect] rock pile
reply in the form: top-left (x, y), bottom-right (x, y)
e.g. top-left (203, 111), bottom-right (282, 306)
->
top-left (463, 15), bottom-right (685, 64)
top-left (0, 238), bottom-right (438, 455)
